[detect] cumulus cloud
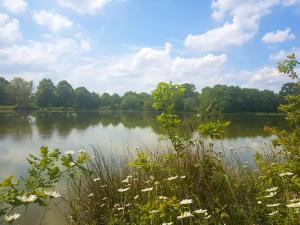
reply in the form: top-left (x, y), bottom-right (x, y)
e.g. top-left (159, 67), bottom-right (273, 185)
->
top-left (262, 28), bottom-right (295, 43)
top-left (2, 0), bottom-right (27, 13)
top-left (185, 0), bottom-right (298, 52)
top-left (0, 13), bottom-right (22, 45)
top-left (57, 0), bottom-right (111, 14)
top-left (33, 10), bottom-right (73, 32)
top-left (269, 47), bottom-right (300, 61)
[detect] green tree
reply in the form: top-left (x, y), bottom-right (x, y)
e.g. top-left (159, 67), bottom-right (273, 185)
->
top-left (0, 77), bottom-right (10, 105)
top-left (120, 93), bottom-right (143, 110)
top-left (74, 87), bottom-right (100, 109)
top-left (8, 77), bottom-right (33, 106)
top-left (279, 82), bottom-right (300, 98)
top-left (56, 80), bottom-right (74, 107)
top-left (36, 79), bottom-right (56, 107)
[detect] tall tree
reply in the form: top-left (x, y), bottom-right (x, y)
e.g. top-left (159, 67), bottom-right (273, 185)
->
top-left (8, 77), bottom-right (33, 106)
top-left (0, 77), bottom-right (10, 105)
top-left (36, 79), bottom-right (56, 107)
top-left (56, 80), bottom-right (74, 107)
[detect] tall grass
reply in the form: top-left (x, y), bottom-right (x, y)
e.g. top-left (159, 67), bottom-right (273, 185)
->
top-left (65, 140), bottom-right (299, 225)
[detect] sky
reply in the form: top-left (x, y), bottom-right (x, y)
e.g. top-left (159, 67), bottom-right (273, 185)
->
top-left (0, 0), bottom-right (299, 94)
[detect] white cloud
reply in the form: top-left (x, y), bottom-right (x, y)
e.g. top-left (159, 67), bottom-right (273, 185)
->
top-left (269, 47), bottom-right (300, 61)
top-left (57, 0), bottom-right (111, 14)
top-left (0, 13), bottom-right (22, 45)
top-left (2, 0), bottom-right (27, 13)
top-left (33, 10), bottom-right (73, 32)
top-left (185, 0), bottom-right (297, 52)
top-left (262, 28), bottom-right (295, 43)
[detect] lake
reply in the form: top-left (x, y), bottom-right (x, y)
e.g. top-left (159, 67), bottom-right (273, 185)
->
top-left (0, 110), bottom-right (286, 225)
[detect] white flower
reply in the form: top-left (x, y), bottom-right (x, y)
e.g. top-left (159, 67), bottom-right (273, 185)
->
top-left (279, 172), bottom-right (294, 177)
top-left (100, 184), bottom-right (107, 188)
top-left (179, 199), bottom-right (193, 205)
top-left (87, 193), bottom-right (94, 197)
top-left (122, 178), bottom-right (130, 183)
top-left (266, 203), bottom-right (280, 207)
top-left (117, 187), bottom-right (130, 193)
top-left (290, 198), bottom-right (300, 203)
top-left (268, 211), bottom-right (278, 216)
top-left (145, 180), bottom-right (150, 184)
top-left (257, 201), bottom-right (262, 204)
top-left (177, 211), bottom-right (194, 219)
top-left (134, 195), bottom-right (139, 200)
top-left (135, 146), bottom-right (139, 150)
top-left (167, 175), bottom-right (178, 181)
top-left (125, 203), bottom-right (132, 207)
top-left (117, 207), bottom-right (124, 211)
top-left (65, 151), bottom-right (75, 155)
top-left (194, 209), bottom-right (207, 214)
top-left (204, 215), bottom-right (211, 219)
top-left (44, 190), bottom-right (61, 198)
top-left (70, 162), bottom-right (76, 166)
top-left (286, 202), bottom-right (300, 208)
top-left (149, 209), bottom-right (160, 214)
top-left (4, 213), bottom-right (21, 222)
top-left (162, 222), bottom-right (173, 225)
top-left (180, 175), bottom-right (186, 179)
top-left (264, 192), bottom-right (277, 198)
top-left (100, 204), bottom-right (105, 207)
top-left (17, 194), bottom-right (37, 203)
top-left (79, 149), bottom-right (86, 153)
top-left (93, 178), bottom-right (100, 182)
top-left (265, 187), bottom-right (278, 192)
top-left (159, 196), bottom-right (168, 200)
top-left (141, 187), bottom-right (153, 192)
top-left (102, 197), bottom-right (108, 200)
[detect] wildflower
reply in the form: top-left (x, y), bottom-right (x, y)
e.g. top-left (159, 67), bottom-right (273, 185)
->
top-left (279, 172), bottom-right (294, 177)
top-left (162, 222), bottom-right (173, 225)
top-left (177, 211), bottom-right (194, 219)
top-left (114, 203), bottom-right (120, 207)
top-left (268, 211), bottom-right (278, 216)
top-left (286, 202), bottom-right (300, 208)
top-left (179, 199), bottom-right (193, 205)
top-left (150, 175), bottom-right (155, 180)
top-left (102, 197), bottom-right (108, 200)
top-left (4, 213), bottom-right (21, 223)
top-left (44, 190), bottom-right (61, 198)
top-left (70, 162), bottom-right (76, 166)
top-left (134, 195), bottom-right (139, 200)
top-left (290, 198), bottom-right (300, 203)
top-left (93, 178), bottom-right (100, 182)
top-left (100, 184), bottom-right (107, 188)
top-left (125, 203), bottom-right (132, 207)
top-left (87, 193), bottom-right (94, 197)
top-left (117, 187), bottom-right (130, 193)
top-left (167, 175), bottom-right (178, 181)
top-left (65, 151), bottom-right (75, 155)
top-left (204, 215), bottom-right (211, 219)
top-left (17, 194), bottom-right (37, 203)
top-left (266, 203), bottom-right (280, 207)
top-left (255, 168), bottom-right (259, 172)
top-left (257, 201), bottom-right (262, 204)
top-left (265, 187), bottom-right (278, 192)
top-left (154, 181), bottom-right (160, 186)
top-left (180, 175), bottom-right (186, 179)
top-left (79, 149), bottom-right (86, 153)
top-left (149, 209), bottom-right (160, 214)
top-left (122, 178), bottom-right (130, 183)
top-left (264, 192), bottom-right (277, 198)
top-left (141, 187), bottom-right (153, 192)
top-left (145, 180), bottom-right (150, 184)
top-left (117, 207), bottom-right (124, 211)
top-left (100, 204), bottom-right (105, 207)
top-left (159, 196), bottom-right (168, 200)
top-left (194, 209), bottom-right (207, 214)
top-left (127, 175), bottom-right (133, 179)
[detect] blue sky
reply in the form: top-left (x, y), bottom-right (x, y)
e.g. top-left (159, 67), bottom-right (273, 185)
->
top-left (0, 0), bottom-right (299, 94)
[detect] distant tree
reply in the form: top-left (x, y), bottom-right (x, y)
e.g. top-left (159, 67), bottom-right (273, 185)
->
top-left (111, 93), bottom-right (121, 109)
top-left (56, 80), bottom-right (74, 107)
top-left (120, 93), bottom-right (143, 110)
top-left (279, 82), bottom-right (300, 98)
top-left (8, 77), bottom-right (33, 106)
top-left (36, 79), bottom-right (56, 107)
top-left (100, 93), bottom-right (112, 109)
top-left (74, 87), bottom-right (100, 109)
top-left (0, 77), bottom-right (10, 105)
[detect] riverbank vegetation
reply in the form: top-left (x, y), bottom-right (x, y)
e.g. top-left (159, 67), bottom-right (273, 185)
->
top-left (0, 54), bottom-right (299, 225)
top-left (1, 75), bottom-right (299, 113)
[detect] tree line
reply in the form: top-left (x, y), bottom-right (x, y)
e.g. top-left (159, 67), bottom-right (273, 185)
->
top-left (0, 76), bottom-right (299, 112)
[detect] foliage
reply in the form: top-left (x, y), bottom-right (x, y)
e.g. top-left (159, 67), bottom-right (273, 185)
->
top-left (8, 77), bottom-right (33, 106)
top-left (56, 80), bottom-right (75, 107)
top-left (198, 120), bottom-right (231, 140)
top-left (36, 79), bottom-right (56, 107)
top-left (0, 147), bottom-right (91, 224)
top-left (0, 77), bottom-right (10, 105)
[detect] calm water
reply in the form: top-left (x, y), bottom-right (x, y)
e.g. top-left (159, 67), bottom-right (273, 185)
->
top-left (0, 111), bottom-right (286, 225)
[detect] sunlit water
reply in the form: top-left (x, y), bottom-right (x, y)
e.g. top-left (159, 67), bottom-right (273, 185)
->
top-left (0, 111), bottom-right (286, 225)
